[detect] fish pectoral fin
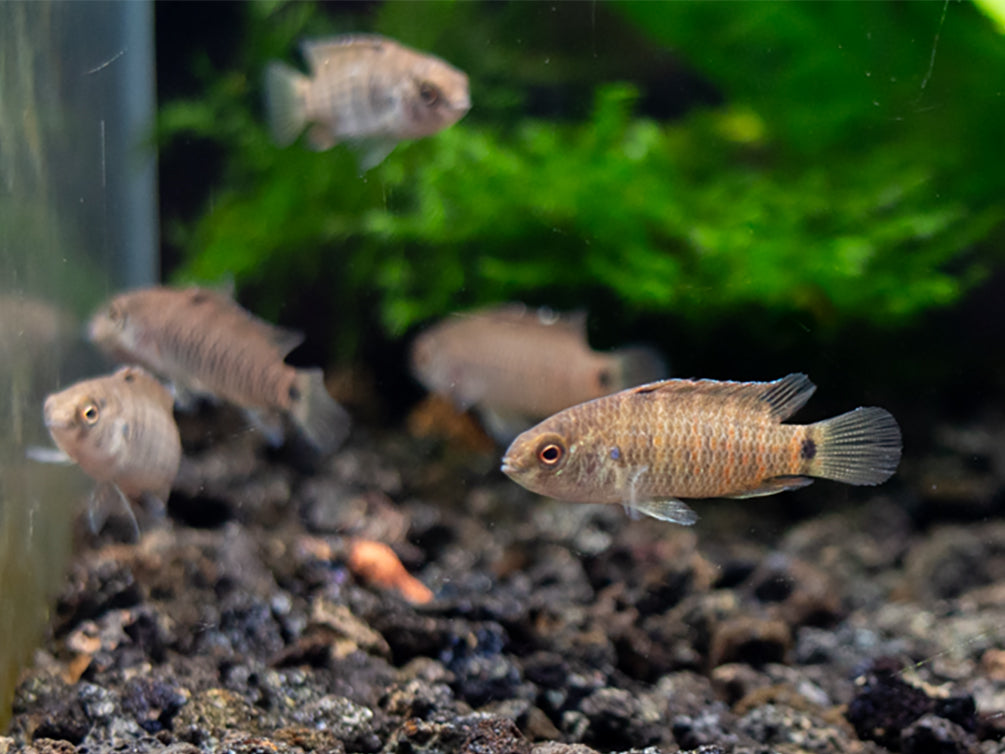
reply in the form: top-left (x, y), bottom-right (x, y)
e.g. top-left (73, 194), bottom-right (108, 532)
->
top-left (25, 445), bottom-right (74, 465)
top-left (631, 498), bottom-right (699, 526)
top-left (351, 138), bottom-right (398, 171)
top-left (724, 475), bottom-right (814, 499)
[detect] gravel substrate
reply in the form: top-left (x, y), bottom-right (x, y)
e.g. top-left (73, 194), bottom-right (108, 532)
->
top-left (6, 407), bottom-right (1005, 754)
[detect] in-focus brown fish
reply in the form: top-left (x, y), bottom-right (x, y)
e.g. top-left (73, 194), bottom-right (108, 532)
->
top-left (87, 286), bottom-right (350, 453)
top-left (501, 373), bottom-right (902, 525)
top-left (43, 366), bottom-right (180, 505)
top-left (410, 303), bottom-right (666, 442)
top-left (265, 33), bottom-right (471, 169)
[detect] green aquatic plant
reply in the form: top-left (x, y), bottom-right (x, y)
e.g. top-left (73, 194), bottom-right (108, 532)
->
top-left (160, 1), bottom-right (1005, 357)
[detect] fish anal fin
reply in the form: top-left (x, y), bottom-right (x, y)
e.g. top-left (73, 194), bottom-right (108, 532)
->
top-left (724, 475), bottom-right (814, 499)
top-left (307, 124), bottom-right (337, 152)
top-left (631, 498), bottom-right (699, 526)
top-left (351, 138), bottom-right (398, 171)
top-left (630, 373), bottom-right (816, 423)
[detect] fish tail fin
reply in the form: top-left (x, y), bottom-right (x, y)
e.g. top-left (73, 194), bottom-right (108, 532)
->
top-left (808, 407), bottom-right (902, 485)
top-left (290, 369), bottom-right (351, 454)
top-left (611, 345), bottom-right (668, 390)
top-left (264, 61), bottom-right (309, 146)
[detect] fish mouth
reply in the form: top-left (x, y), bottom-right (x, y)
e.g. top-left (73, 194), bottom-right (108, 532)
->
top-left (500, 457), bottom-right (519, 476)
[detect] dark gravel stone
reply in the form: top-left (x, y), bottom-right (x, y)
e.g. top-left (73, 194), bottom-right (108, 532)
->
top-left (846, 658), bottom-right (939, 749)
top-left (901, 713), bottom-right (981, 754)
top-left (459, 717), bottom-right (531, 754)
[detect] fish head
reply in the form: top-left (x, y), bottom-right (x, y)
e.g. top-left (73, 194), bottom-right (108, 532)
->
top-left (402, 60), bottom-right (471, 137)
top-left (501, 413), bottom-right (588, 500)
top-left (43, 378), bottom-right (126, 479)
top-left (87, 295), bottom-right (133, 355)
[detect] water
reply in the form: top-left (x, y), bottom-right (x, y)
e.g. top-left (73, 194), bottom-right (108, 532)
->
top-left (0, 1), bottom-right (157, 729)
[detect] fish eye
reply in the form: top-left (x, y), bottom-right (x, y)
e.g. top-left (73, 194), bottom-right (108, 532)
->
top-left (79, 402), bottom-right (100, 425)
top-left (122, 370), bottom-right (135, 383)
top-left (536, 436), bottom-right (566, 468)
top-left (107, 303), bottom-right (126, 325)
top-left (418, 81), bottom-right (440, 106)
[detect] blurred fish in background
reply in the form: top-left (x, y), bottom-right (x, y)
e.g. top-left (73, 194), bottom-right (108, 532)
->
top-left (410, 303), bottom-right (667, 442)
top-left (88, 286), bottom-right (350, 454)
top-left (43, 366), bottom-right (181, 511)
top-left (264, 33), bottom-right (471, 170)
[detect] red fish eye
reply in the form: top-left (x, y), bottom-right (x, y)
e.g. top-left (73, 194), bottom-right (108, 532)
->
top-left (80, 403), bottom-right (99, 425)
top-left (538, 443), bottom-right (563, 466)
top-left (419, 82), bottom-right (440, 106)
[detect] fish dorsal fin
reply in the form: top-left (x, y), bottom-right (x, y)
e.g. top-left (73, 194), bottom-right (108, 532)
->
top-left (630, 373), bottom-right (816, 422)
top-left (301, 34), bottom-right (391, 73)
top-left (261, 322), bottom-right (305, 357)
top-left (468, 303), bottom-right (588, 339)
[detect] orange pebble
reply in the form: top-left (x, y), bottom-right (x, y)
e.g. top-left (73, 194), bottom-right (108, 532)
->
top-left (347, 539), bottom-right (433, 605)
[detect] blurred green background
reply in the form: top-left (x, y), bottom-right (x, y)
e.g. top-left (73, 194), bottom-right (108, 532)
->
top-left (156, 1), bottom-right (1005, 416)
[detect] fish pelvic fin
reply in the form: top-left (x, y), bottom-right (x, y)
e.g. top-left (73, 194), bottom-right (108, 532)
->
top-left (610, 345), bottom-right (668, 390)
top-left (289, 369), bottom-right (351, 455)
top-left (264, 61), bottom-right (310, 147)
top-left (632, 498), bottom-right (699, 526)
top-left (807, 406), bottom-right (902, 485)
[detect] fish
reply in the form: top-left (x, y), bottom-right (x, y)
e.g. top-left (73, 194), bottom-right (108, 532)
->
top-left (410, 303), bottom-right (666, 442)
top-left (500, 372), bottom-right (902, 525)
top-left (43, 366), bottom-right (181, 506)
top-left (87, 285), bottom-right (350, 454)
top-left (264, 33), bottom-right (471, 169)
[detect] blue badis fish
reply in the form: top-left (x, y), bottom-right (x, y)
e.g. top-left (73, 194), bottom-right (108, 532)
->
top-left (265, 34), bottom-right (471, 169)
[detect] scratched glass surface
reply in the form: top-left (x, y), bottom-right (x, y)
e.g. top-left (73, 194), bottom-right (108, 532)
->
top-left (0, 1), bottom-right (157, 728)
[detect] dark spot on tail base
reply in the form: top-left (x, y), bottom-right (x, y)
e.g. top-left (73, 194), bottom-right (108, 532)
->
top-left (288, 385), bottom-right (301, 402)
top-left (801, 438), bottom-right (816, 460)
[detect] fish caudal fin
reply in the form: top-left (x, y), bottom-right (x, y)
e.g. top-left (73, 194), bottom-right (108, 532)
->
top-left (611, 345), bottom-right (668, 390)
top-left (264, 62), bottom-right (310, 147)
top-left (290, 369), bottom-right (351, 454)
top-left (808, 407), bottom-right (902, 486)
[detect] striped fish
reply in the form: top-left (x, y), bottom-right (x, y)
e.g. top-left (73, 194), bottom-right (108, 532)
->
top-left (501, 373), bottom-right (902, 525)
top-left (88, 286), bottom-right (349, 453)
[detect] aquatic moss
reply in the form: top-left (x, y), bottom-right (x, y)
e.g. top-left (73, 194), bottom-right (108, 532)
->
top-left (159, 1), bottom-right (1005, 356)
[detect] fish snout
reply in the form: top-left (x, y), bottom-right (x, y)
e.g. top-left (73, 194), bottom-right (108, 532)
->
top-left (500, 455), bottom-right (521, 477)
top-left (43, 395), bottom-right (73, 430)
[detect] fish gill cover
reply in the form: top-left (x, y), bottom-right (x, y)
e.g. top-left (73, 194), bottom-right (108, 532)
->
top-left (157, 1), bottom-right (1005, 361)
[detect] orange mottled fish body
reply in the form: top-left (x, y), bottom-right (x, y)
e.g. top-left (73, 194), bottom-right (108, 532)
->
top-left (410, 303), bottom-right (665, 440)
top-left (501, 373), bottom-right (902, 525)
top-left (88, 286), bottom-right (349, 453)
top-left (43, 366), bottom-right (180, 503)
top-left (264, 34), bottom-right (470, 168)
